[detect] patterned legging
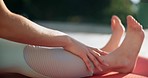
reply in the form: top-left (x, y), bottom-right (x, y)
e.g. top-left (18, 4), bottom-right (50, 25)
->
top-left (24, 45), bottom-right (93, 78)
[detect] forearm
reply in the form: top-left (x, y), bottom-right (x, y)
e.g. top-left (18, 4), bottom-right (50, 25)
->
top-left (0, 12), bottom-right (71, 47)
top-left (0, 1), bottom-right (108, 72)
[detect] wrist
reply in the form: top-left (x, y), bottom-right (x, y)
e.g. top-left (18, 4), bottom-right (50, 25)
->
top-left (63, 35), bottom-right (73, 48)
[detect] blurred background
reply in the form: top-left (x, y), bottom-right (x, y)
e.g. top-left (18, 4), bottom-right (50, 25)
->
top-left (4, 0), bottom-right (148, 29)
top-left (3, 0), bottom-right (148, 33)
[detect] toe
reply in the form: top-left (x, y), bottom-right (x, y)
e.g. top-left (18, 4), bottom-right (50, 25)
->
top-left (127, 15), bottom-right (133, 26)
top-left (127, 15), bottom-right (143, 30)
top-left (112, 15), bottom-right (121, 24)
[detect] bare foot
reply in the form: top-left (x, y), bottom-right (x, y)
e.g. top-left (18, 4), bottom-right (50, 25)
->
top-left (94, 15), bottom-right (145, 75)
top-left (101, 15), bottom-right (125, 52)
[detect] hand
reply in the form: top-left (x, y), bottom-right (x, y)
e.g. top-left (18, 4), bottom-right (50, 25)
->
top-left (63, 37), bottom-right (109, 73)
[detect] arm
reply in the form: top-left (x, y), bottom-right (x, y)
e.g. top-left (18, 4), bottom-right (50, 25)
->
top-left (0, 0), bottom-right (108, 72)
top-left (0, 12), bottom-right (70, 47)
top-left (0, 0), bottom-right (69, 47)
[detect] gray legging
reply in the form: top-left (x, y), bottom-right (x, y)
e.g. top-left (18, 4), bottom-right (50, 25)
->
top-left (0, 39), bottom-right (94, 78)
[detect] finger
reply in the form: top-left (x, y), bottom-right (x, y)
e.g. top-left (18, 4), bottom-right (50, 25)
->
top-left (82, 55), bottom-right (94, 73)
top-left (99, 51), bottom-right (109, 55)
top-left (87, 52), bottom-right (103, 71)
top-left (92, 48), bottom-right (108, 55)
top-left (90, 50), bottom-right (109, 66)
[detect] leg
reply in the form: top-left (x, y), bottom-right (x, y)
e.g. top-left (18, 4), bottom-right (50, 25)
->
top-left (24, 46), bottom-right (94, 78)
top-left (94, 15), bottom-right (145, 74)
top-left (0, 16), bottom-right (144, 78)
top-left (101, 15), bottom-right (125, 52)
top-left (23, 16), bottom-right (144, 78)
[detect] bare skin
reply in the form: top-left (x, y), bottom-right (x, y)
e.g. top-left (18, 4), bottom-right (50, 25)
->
top-left (0, 0), bottom-right (145, 76)
top-left (101, 15), bottom-right (125, 52)
top-left (0, 0), bottom-right (108, 73)
top-left (94, 15), bottom-right (145, 75)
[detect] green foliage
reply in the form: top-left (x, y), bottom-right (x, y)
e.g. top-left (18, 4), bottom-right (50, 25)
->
top-left (137, 0), bottom-right (148, 28)
top-left (104, 0), bottom-right (135, 25)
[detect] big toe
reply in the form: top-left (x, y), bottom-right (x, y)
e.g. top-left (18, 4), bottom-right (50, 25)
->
top-left (127, 15), bottom-right (142, 30)
top-left (111, 15), bottom-right (121, 26)
top-left (127, 15), bottom-right (135, 27)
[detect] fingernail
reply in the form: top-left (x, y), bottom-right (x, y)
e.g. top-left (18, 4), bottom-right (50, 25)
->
top-left (89, 72), bottom-right (93, 76)
top-left (104, 62), bottom-right (109, 66)
top-left (90, 69), bottom-right (94, 74)
top-left (98, 67), bottom-right (103, 71)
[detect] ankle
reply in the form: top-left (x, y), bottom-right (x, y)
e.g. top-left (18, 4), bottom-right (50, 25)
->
top-left (114, 56), bottom-right (134, 73)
